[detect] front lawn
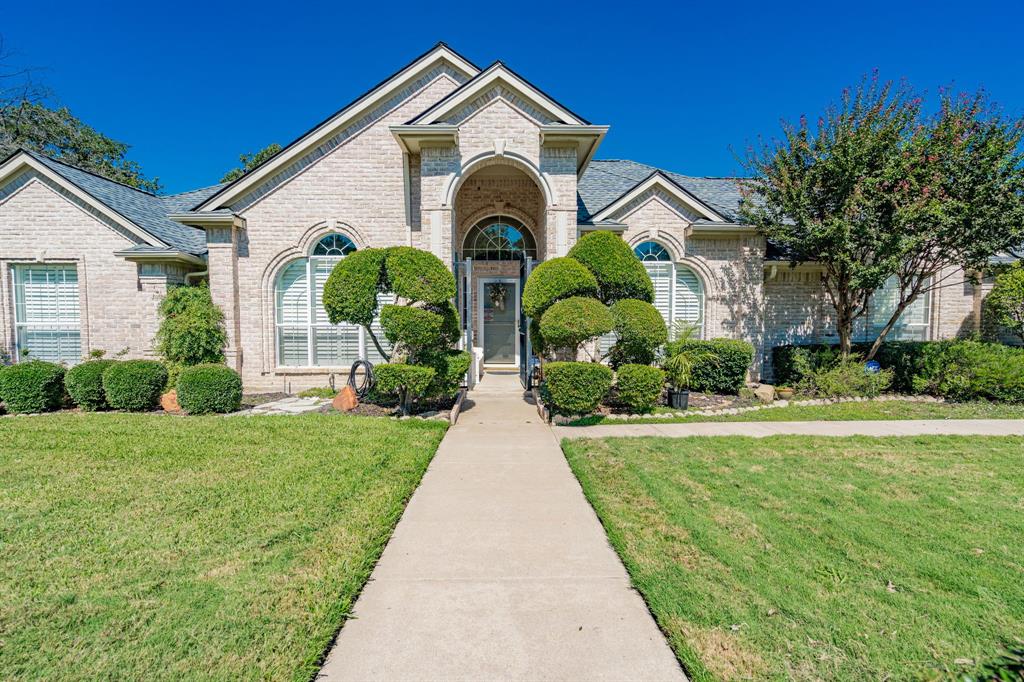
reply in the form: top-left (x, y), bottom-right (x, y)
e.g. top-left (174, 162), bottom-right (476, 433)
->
top-left (568, 399), bottom-right (1024, 425)
top-left (0, 413), bottom-right (446, 680)
top-left (563, 435), bottom-right (1024, 680)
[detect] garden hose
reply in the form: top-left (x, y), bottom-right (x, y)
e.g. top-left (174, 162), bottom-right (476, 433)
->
top-left (347, 359), bottom-right (375, 398)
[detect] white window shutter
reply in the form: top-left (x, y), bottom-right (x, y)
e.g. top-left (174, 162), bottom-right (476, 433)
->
top-left (674, 267), bottom-right (704, 337)
top-left (13, 265), bottom-right (81, 364)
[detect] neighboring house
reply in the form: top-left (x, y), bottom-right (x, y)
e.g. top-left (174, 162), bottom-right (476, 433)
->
top-left (0, 43), bottom-right (1005, 388)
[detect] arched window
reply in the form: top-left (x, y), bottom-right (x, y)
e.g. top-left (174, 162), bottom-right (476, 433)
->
top-left (633, 241), bottom-right (705, 338)
top-left (275, 233), bottom-right (389, 367)
top-left (462, 216), bottom-right (538, 260)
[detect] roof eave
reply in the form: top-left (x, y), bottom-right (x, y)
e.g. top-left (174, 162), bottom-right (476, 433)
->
top-left (114, 249), bottom-right (206, 267)
top-left (168, 212), bottom-right (245, 230)
top-left (539, 125), bottom-right (609, 175)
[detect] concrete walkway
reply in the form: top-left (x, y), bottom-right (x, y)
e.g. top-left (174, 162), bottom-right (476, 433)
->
top-left (556, 418), bottom-right (1024, 440)
top-left (318, 372), bottom-right (683, 681)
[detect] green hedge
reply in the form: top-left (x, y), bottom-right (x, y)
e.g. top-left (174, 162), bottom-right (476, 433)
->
top-left (103, 360), bottom-right (168, 412)
top-left (566, 231), bottom-right (654, 304)
top-left (608, 299), bottom-right (667, 367)
top-left (772, 340), bottom-right (1024, 403)
top-left (380, 304), bottom-right (446, 350)
top-left (176, 364), bottom-right (243, 414)
top-left (539, 296), bottom-right (614, 351)
top-left (797, 360), bottom-right (893, 398)
top-left (373, 363), bottom-right (435, 400)
top-left (65, 359), bottom-right (116, 411)
top-left (615, 364), bottom-right (665, 413)
top-left (0, 361), bottom-right (66, 413)
top-left (665, 338), bottom-right (754, 394)
top-left (155, 284), bottom-right (226, 367)
top-left (522, 257), bottom-right (599, 319)
top-left (422, 349), bottom-right (471, 398)
top-left (542, 361), bottom-right (613, 415)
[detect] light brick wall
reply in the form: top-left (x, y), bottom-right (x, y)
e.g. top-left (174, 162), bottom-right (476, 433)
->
top-left (0, 175), bottom-right (178, 362)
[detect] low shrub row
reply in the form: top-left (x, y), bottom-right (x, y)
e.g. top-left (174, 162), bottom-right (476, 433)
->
top-left (541, 362), bottom-right (667, 415)
top-left (772, 340), bottom-right (1024, 403)
top-left (664, 338), bottom-right (754, 394)
top-left (0, 359), bottom-right (244, 415)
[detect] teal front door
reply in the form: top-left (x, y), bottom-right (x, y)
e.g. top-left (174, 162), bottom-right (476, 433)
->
top-left (481, 280), bottom-right (517, 365)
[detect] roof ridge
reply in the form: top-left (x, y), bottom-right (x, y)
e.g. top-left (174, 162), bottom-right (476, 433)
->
top-left (163, 182), bottom-right (227, 198)
top-left (21, 148), bottom-right (160, 197)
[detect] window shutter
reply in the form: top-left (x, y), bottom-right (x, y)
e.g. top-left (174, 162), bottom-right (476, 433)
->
top-left (674, 267), bottom-right (704, 337)
top-left (13, 265), bottom-right (81, 364)
top-left (645, 263), bottom-right (672, 324)
top-left (275, 261), bottom-right (309, 366)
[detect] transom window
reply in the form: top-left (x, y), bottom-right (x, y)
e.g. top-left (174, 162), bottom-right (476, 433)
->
top-left (12, 264), bottom-right (82, 364)
top-left (634, 241), bottom-right (671, 262)
top-left (633, 241), bottom-right (705, 338)
top-left (462, 216), bottom-right (537, 261)
top-left (274, 233), bottom-right (391, 367)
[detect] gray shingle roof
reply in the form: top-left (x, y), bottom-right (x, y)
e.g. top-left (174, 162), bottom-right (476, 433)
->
top-left (23, 150), bottom-right (214, 255)
top-left (578, 159), bottom-right (746, 223)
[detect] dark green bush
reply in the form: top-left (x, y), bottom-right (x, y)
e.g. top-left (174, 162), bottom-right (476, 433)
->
top-left (608, 299), bottom-right (667, 367)
top-left (322, 248), bottom-right (386, 327)
top-left (567, 231), bottom-right (654, 304)
top-left (521, 257), bottom-right (599, 319)
top-left (539, 296), bottom-right (614, 352)
top-left (155, 284), bottom-right (226, 367)
top-left (615, 364), bottom-right (665, 412)
top-left (0, 361), bottom-right (66, 413)
top-left (65, 359), bottom-right (115, 410)
top-left (665, 338), bottom-right (754, 394)
top-left (542, 361), bottom-right (613, 415)
top-left (422, 349), bottom-right (471, 398)
top-left (176, 364), bottom-right (243, 414)
top-left (374, 363), bottom-right (436, 412)
top-left (103, 360), bottom-right (168, 412)
top-left (529, 318), bottom-right (546, 356)
top-left (384, 246), bottom-right (455, 305)
top-left (797, 359), bottom-right (893, 398)
top-left (380, 305), bottom-right (446, 350)
top-left (773, 342), bottom-right (922, 391)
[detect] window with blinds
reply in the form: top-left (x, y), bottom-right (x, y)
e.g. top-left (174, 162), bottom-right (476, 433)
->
top-left (13, 264), bottom-right (82, 364)
top-left (642, 261), bottom-right (704, 339)
top-left (274, 233), bottom-right (392, 367)
top-left (856, 275), bottom-right (931, 342)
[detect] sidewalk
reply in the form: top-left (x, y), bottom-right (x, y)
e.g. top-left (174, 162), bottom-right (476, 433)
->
top-left (555, 418), bottom-right (1024, 440)
top-left (317, 372), bottom-right (683, 681)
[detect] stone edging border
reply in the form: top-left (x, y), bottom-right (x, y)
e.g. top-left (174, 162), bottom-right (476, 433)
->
top-left (553, 394), bottom-right (948, 426)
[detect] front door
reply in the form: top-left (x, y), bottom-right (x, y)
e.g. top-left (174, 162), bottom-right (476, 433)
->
top-left (480, 279), bottom-right (518, 366)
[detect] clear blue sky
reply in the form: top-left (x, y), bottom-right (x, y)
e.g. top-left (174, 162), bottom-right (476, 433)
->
top-left (5, 0), bottom-right (1023, 193)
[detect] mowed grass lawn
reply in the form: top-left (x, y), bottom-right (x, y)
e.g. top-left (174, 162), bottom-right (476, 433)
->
top-left (563, 435), bottom-right (1024, 680)
top-left (570, 399), bottom-right (1024, 425)
top-left (0, 413), bottom-right (446, 681)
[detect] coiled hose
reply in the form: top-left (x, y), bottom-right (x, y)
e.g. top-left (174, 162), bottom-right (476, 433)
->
top-left (347, 359), bottom-right (375, 398)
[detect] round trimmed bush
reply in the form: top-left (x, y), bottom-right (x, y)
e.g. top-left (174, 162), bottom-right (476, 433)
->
top-left (65, 359), bottom-right (115, 411)
top-left (529, 318), bottom-right (546, 356)
top-left (542, 361), bottom-right (613, 415)
top-left (615, 364), bottom-right (666, 413)
top-left (522, 257), bottom-right (599, 319)
top-left (423, 349), bottom-right (471, 398)
top-left (103, 360), bottom-right (168, 411)
top-left (323, 248), bottom-right (386, 327)
top-left (384, 246), bottom-right (456, 305)
top-left (176, 364), bottom-right (242, 414)
top-left (380, 304), bottom-right (446, 349)
top-left (539, 296), bottom-right (614, 352)
top-left (567, 231), bottom-right (654, 304)
top-left (0, 361), bottom-right (66, 413)
top-left (608, 299), bottom-right (668, 367)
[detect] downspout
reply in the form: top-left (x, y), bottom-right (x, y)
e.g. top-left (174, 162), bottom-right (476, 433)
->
top-left (184, 270), bottom-right (208, 285)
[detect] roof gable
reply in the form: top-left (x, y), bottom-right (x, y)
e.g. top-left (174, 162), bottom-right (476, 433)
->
top-left (198, 43), bottom-right (479, 211)
top-left (407, 62), bottom-right (589, 126)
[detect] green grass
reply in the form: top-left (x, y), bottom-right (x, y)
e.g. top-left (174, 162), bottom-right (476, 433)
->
top-left (563, 435), bottom-right (1024, 680)
top-left (568, 399), bottom-right (1024, 425)
top-left (0, 413), bottom-right (446, 681)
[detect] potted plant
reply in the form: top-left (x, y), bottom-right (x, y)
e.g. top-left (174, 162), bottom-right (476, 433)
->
top-left (777, 385), bottom-right (794, 399)
top-left (662, 347), bottom-right (715, 410)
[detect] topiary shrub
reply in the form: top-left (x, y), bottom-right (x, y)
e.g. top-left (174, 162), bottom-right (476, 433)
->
top-left (542, 361), bottom-right (613, 415)
top-left (528, 318), bottom-right (547, 356)
top-left (103, 360), bottom-right (168, 411)
top-left (176, 364), bottom-right (243, 414)
top-left (607, 299), bottom-right (668, 367)
top-left (665, 338), bottom-right (754, 394)
top-left (0, 361), bottom-right (66, 413)
top-left (567, 231), bottom-right (654, 304)
top-left (65, 359), bottom-right (116, 411)
top-left (422, 349), bottom-right (471, 398)
top-left (385, 246), bottom-right (456, 305)
top-left (155, 283), bottom-right (227, 368)
top-left (373, 363), bottom-right (436, 414)
top-left (380, 305), bottom-right (446, 350)
top-left (322, 248), bottom-right (387, 328)
top-left (521, 257), bottom-right (599, 319)
top-left (615, 364), bottom-right (665, 412)
top-left (539, 296), bottom-right (614, 354)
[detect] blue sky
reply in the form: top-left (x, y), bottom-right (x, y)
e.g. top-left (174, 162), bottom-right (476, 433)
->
top-left (4, 0), bottom-right (1023, 193)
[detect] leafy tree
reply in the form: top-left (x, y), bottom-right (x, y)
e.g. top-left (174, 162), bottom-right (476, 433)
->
top-left (742, 75), bottom-right (1024, 359)
top-left (985, 263), bottom-right (1024, 342)
top-left (0, 38), bottom-right (161, 192)
top-left (220, 143), bottom-right (282, 182)
top-left (155, 284), bottom-right (227, 387)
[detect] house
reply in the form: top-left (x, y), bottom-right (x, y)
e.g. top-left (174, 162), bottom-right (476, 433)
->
top-left (0, 43), bottom-right (999, 390)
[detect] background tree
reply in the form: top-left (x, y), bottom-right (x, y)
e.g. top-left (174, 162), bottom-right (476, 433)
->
top-left (742, 75), bottom-right (1024, 359)
top-left (220, 143), bottom-right (282, 182)
top-left (0, 37), bottom-right (161, 192)
top-left (984, 263), bottom-right (1024, 342)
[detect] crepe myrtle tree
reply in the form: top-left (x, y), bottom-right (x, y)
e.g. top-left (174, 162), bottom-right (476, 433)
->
top-left (321, 246), bottom-right (468, 414)
top-left (742, 75), bottom-right (1024, 359)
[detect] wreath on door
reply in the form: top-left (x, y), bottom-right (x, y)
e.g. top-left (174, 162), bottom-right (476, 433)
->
top-left (489, 283), bottom-right (507, 311)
